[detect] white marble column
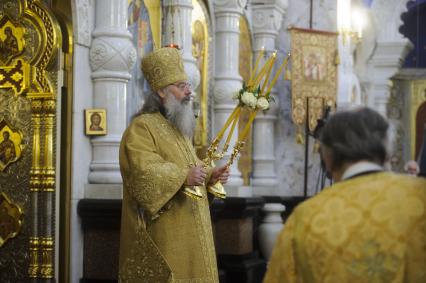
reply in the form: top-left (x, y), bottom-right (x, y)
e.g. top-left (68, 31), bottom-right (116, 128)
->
top-left (213, 0), bottom-right (246, 189)
top-left (163, 0), bottom-right (201, 91)
top-left (366, 41), bottom-right (411, 116)
top-left (357, 0), bottom-right (412, 116)
top-left (88, 0), bottom-right (136, 184)
top-left (250, 0), bottom-right (287, 195)
top-left (337, 36), bottom-right (362, 109)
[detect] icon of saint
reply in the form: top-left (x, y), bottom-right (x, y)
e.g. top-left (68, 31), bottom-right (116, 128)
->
top-left (89, 112), bottom-right (104, 131)
top-left (0, 131), bottom-right (16, 164)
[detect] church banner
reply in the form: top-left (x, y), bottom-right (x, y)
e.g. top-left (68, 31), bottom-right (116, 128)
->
top-left (289, 27), bottom-right (338, 141)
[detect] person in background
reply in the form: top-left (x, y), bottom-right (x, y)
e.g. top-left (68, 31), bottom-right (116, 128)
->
top-left (264, 107), bottom-right (426, 283)
top-left (404, 160), bottom-right (419, 176)
top-left (118, 47), bottom-right (229, 282)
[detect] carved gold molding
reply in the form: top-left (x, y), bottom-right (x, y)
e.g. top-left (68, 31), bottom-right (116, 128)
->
top-left (40, 236), bottom-right (54, 278)
top-left (0, 192), bottom-right (24, 247)
top-left (0, 59), bottom-right (30, 95)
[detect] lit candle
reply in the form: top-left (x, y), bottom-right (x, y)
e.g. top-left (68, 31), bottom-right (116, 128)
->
top-left (265, 53), bottom-right (291, 95)
top-left (165, 43), bottom-right (180, 49)
top-left (249, 47), bottom-right (265, 86)
top-left (252, 54), bottom-right (274, 90)
top-left (260, 51), bottom-right (277, 96)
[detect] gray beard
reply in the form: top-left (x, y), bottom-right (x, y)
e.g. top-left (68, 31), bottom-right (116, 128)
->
top-left (163, 92), bottom-right (196, 138)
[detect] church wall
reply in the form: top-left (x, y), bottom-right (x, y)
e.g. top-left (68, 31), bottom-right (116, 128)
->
top-left (70, 44), bottom-right (94, 283)
top-left (70, 0), bottom-right (96, 282)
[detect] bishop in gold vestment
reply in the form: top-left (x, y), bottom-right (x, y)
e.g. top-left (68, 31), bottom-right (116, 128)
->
top-left (119, 47), bottom-right (228, 282)
top-left (264, 108), bottom-right (426, 283)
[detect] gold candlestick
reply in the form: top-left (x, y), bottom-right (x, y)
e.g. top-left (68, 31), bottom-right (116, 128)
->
top-left (185, 51), bottom-right (285, 200)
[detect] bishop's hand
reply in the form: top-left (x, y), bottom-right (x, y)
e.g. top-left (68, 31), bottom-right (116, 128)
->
top-left (185, 165), bottom-right (207, 186)
top-left (208, 165), bottom-right (230, 186)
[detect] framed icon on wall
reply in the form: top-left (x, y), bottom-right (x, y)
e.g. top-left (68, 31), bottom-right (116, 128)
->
top-left (85, 109), bottom-right (107, 136)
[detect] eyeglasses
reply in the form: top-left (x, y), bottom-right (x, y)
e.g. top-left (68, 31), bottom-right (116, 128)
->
top-left (172, 81), bottom-right (192, 92)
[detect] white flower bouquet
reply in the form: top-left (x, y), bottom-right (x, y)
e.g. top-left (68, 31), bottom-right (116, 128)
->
top-left (233, 82), bottom-right (274, 111)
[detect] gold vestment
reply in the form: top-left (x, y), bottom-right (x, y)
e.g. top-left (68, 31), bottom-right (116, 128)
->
top-left (118, 112), bottom-right (218, 283)
top-left (264, 172), bottom-right (426, 283)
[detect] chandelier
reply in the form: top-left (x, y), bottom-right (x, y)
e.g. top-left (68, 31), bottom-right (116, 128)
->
top-left (337, 0), bottom-right (365, 44)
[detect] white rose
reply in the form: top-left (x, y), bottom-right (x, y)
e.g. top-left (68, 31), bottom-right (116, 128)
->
top-left (256, 97), bottom-right (270, 110)
top-left (241, 91), bottom-right (257, 108)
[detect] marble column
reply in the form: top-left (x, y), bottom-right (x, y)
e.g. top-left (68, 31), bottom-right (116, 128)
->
top-left (359, 0), bottom-right (412, 117)
top-left (250, 0), bottom-right (287, 195)
top-left (366, 41), bottom-right (411, 116)
top-left (213, 0), bottom-right (246, 190)
top-left (88, 0), bottom-right (136, 184)
top-left (337, 36), bottom-right (362, 109)
top-left (163, 0), bottom-right (201, 92)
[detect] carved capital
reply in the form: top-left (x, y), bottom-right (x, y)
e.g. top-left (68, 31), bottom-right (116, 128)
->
top-left (89, 37), bottom-right (136, 76)
top-left (251, 6), bottom-right (284, 36)
top-left (183, 61), bottom-right (201, 91)
top-left (213, 80), bottom-right (242, 105)
top-left (214, 0), bottom-right (247, 15)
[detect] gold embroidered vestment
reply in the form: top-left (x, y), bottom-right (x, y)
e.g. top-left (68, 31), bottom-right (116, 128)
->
top-left (119, 112), bottom-right (218, 283)
top-left (264, 172), bottom-right (426, 283)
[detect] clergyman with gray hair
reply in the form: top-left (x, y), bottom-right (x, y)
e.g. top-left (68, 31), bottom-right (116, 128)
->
top-left (264, 107), bottom-right (426, 283)
top-left (118, 47), bottom-right (229, 282)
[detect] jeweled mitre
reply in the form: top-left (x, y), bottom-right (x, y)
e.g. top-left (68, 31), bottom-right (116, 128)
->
top-left (141, 47), bottom-right (188, 92)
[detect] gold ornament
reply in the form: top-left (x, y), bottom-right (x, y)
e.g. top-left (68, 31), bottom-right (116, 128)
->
top-left (141, 47), bottom-right (188, 92)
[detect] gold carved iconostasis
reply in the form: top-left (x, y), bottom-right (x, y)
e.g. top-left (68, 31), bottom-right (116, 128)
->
top-left (0, 0), bottom-right (72, 281)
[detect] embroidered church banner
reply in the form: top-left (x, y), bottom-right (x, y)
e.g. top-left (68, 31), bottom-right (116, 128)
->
top-left (289, 27), bottom-right (338, 138)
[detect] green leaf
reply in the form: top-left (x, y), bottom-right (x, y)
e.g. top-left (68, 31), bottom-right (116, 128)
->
top-left (265, 91), bottom-right (270, 99)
